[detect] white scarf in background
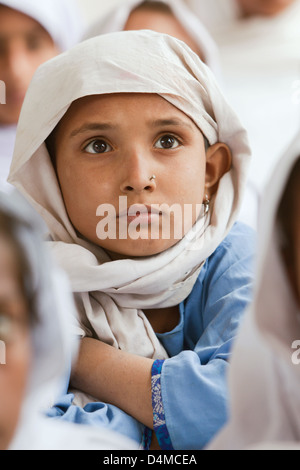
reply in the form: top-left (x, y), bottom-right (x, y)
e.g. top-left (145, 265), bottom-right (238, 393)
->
top-left (8, 30), bottom-right (251, 363)
top-left (0, 0), bottom-right (83, 191)
top-left (210, 131), bottom-right (300, 450)
top-left (0, 190), bottom-right (135, 450)
top-left (0, 0), bottom-right (83, 52)
top-left (84, 0), bottom-right (222, 79)
top-left (185, 0), bottom-right (240, 33)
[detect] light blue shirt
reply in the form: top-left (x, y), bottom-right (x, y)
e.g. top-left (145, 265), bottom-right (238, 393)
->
top-left (47, 222), bottom-right (255, 449)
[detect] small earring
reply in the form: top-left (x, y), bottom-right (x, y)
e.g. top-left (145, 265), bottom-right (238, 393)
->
top-left (203, 194), bottom-right (210, 215)
top-left (149, 175), bottom-right (156, 182)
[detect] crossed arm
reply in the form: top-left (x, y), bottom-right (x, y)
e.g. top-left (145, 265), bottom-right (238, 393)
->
top-left (70, 337), bottom-right (155, 429)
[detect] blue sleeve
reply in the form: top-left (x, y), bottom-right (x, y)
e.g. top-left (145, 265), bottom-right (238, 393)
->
top-left (151, 360), bottom-right (174, 450)
top-left (156, 223), bottom-right (256, 450)
top-left (47, 393), bottom-right (144, 445)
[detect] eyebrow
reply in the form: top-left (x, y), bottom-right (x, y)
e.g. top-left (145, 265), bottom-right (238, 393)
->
top-left (69, 117), bottom-right (195, 139)
top-left (70, 122), bottom-right (117, 138)
top-left (150, 118), bottom-right (195, 130)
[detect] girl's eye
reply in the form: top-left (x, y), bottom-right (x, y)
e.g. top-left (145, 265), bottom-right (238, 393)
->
top-left (84, 140), bottom-right (112, 154)
top-left (155, 135), bottom-right (180, 150)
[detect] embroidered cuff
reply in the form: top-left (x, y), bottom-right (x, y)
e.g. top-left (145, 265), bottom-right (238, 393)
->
top-left (151, 359), bottom-right (174, 450)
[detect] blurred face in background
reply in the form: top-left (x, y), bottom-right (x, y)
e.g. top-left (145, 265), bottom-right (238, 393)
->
top-left (0, 5), bottom-right (59, 125)
top-left (237, 0), bottom-right (296, 17)
top-left (124, 3), bottom-right (205, 62)
top-left (292, 180), bottom-right (300, 308)
top-left (277, 159), bottom-right (300, 309)
top-left (0, 234), bottom-right (31, 450)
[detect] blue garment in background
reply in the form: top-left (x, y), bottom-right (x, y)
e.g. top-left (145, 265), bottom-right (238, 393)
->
top-left (47, 222), bottom-right (255, 449)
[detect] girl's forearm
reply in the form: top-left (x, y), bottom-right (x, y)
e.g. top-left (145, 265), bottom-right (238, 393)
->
top-left (70, 337), bottom-right (154, 429)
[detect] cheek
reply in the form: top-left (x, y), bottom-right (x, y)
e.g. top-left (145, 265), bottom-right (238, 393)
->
top-left (57, 159), bottom-right (116, 240)
top-left (171, 155), bottom-right (206, 203)
top-left (58, 155), bottom-right (117, 204)
top-left (164, 156), bottom-right (206, 235)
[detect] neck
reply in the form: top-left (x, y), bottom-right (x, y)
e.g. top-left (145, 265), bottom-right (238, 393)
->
top-left (143, 305), bottom-right (180, 334)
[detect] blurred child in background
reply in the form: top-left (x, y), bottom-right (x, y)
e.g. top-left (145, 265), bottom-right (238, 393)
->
top-left (0, 0), bottom-right (82, 191)
top-left (0, 190), bottom-right (136, 450)
top-left (210, 131), bottom-right (300, 450)
top-left (85, 0), bottom-right (222, 79)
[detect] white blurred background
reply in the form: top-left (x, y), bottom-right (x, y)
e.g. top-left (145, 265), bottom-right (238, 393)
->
top-left (76, 0), bottom-right (124, 26)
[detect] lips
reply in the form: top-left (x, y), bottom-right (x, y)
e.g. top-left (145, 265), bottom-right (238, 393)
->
top-left (118, 204), bottom-right (162, 218)
top-left (118, 204), bottom-right (162, 224)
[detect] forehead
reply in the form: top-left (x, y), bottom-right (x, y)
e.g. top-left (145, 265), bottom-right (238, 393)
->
top-left (58, 93), bottom-right (199, 131)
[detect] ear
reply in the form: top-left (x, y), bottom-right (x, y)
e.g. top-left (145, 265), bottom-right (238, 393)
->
top-left (205, 142), bottom-right (232, 198)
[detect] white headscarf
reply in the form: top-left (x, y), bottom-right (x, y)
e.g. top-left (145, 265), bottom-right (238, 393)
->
top-left (0, 190), bottom-right (136, 450)
top-left (84, 0), bottom-right (222, 79)
top-left (0, 0), bottom-right (83, 52)
top-left (209, 132), bottom-right (300, 450)
top-left (8, 30), bottom-right (250, 367)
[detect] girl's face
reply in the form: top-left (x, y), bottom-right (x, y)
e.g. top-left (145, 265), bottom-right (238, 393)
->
top-left (0, 6), bottom-right (59, 125)
top-left (0, 236), bottom-right (31, 450)
top-left (53, 93), bottom-right (228, 257)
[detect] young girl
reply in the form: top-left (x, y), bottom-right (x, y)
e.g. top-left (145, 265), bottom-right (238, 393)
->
top-left (9, 30), bottom-right (255, 450)
top-left (210, 132), bottom-right (300, 450)
top-left (0, 190), bottom-right (136, 450)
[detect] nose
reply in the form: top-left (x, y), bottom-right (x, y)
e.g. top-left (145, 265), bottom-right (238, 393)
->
top-left (120, 149), bottom-right (157, 194)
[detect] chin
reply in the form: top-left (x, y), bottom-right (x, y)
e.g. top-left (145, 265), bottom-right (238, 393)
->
top-left (100, 238), bottom-right (180, 259)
